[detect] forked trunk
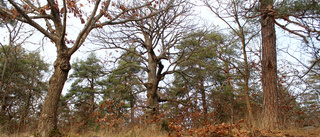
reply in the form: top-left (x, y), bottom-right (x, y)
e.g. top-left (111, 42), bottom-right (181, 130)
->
top-left (36, 50), bottom-right (71, 137)
top-left (261, 0), bottom-right (279, 130)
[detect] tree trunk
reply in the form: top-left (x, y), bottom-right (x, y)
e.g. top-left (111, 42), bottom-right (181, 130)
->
top-left (241, 36), bottom-right (254, 125)
top-left (1, 58), bottom-right (8, 113)
top-left (146, 85), bottom-right (159, 120)
top-left (227, 74), bottom-right (235, 123)
top-left (261, 0), bottom-right (279, 130)
top-left (238, 17), bottom-right (254, 126)
top-left (199, 79), bottom-right (207, 123)
top-left (144, 32), bottom-right (161, 121)
top-left (130, 97), bottom-right (135, 126)
top-left (36, 49), bottom-right (71, 137)
top-left (145, 57), bottom-right (159, 120)
top-left (18, 90), bottom-right (31, 132)
top-left (244, 76), bottom-right (254, 124)
top-left (90, 78), bottom-right (95, 115)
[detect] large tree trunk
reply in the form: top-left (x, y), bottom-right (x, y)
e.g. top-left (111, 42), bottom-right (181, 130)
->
top-left (146, 84), bottom-right (159, 120)
top-left (143, 32), bottom-right (162, 121)
top-left (145, 58), bottom-right (159, 120)
top-left (261, 0), bottom-right (279, 130)
top-left (36, 49), bottom-right (71, 137)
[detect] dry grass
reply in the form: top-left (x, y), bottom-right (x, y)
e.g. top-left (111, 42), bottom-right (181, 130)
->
top-left (1, 126), bottom-right (320, 137)
top-left (279, 127), bottom-right (320, 137)
top-left (0, 132), bottom-right (32, 137)
top-left (63, 125), bottom-right (168, 137)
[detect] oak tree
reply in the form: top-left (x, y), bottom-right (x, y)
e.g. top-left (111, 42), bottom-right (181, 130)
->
top-left (92, 0), bottom-right (192, 120)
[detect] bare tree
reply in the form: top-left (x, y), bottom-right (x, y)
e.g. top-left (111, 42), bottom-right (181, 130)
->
top-left (92, 0), bottom-right (193, 120)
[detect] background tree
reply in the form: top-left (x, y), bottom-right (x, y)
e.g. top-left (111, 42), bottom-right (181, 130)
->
top-left (0, 45), bottom-right (48, 133)
top-left (203, 0), bottom-right (261, 126)
top-left (62, 52), bottom-right (105, 133)
top-left (167, 29), bottom-right (243, 127)
top-left (0, 21), bottom-right (48, 134)
top-left (103, 47), bottom-right (144, 126)
top-left (173, 30), bottom-right (222, 125)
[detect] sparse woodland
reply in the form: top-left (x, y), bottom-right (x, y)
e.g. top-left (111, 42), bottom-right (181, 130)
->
top-left (0, 0), bottom-right (320, 137)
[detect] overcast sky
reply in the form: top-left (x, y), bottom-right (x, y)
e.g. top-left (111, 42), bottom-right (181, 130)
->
top-left (0, 0), bottom-right (310, 95)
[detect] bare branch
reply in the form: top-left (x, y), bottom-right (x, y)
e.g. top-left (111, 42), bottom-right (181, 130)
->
top-left (69, 0), bottom-right (102, 55)
top-left (6, 0), bottom-right (56, 40)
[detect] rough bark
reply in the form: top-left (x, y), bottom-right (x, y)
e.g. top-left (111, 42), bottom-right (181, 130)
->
top-left (145, 53), bottom-right (160, 120)
top-left (261, 0), bottom-right (279, 130)
top-left (143, 31), bottom-right (165, 120)
top-left (36, 48), bottom-right (71, 137)
top-left (146, 83), bottom-right (159, 120)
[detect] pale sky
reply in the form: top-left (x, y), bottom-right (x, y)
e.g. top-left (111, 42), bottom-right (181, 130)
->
top-left (1, 0), bottom-right (312, 96)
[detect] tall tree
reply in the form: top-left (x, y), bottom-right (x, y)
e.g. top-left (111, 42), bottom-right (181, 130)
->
top-left (260, 0), bottom-right (278, 130)
top-left (172, 30), bottom-right (242, 124)
top-left (0, 21), bottom-right (48, 133)
top-left (104, 47), bottom-right (144, 125)
top-left (237, 0), bottom-right (320, 129)
top-left (0, 45), bottom-right (49, 133)
top-left (63, 52), bottom-right (105, 132)
top-left (174, 30), bottom-right (222, 124)
top-left (92, 0), bottom-right (192, 120)
top-left (0, 0), bottom-right (174, 136)
top-left (203, 0), bottom-right (261, 125)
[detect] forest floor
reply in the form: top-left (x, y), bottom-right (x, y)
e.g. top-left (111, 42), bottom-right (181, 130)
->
top-left (1, 126), bottom-right (320, 137)
top-left (254, 126), bottom-right (320, 137)
top-left (62, 127), bottom-right (320, 137)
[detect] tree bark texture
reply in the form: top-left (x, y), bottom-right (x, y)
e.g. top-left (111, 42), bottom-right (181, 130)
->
top-left (37, 49), bottom-right (71, 137)
top-left (143, 32), bottom-right (164, 120)
top-left (145, 54), bottom-right (160, 120)
top-left (261, 0), bottom-right (279, 130)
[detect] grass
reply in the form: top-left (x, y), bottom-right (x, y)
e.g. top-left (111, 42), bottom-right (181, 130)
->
top-left (63, 126), bottom-right (168, 137)
top-left (1, 126), bottom-right (320, 137)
